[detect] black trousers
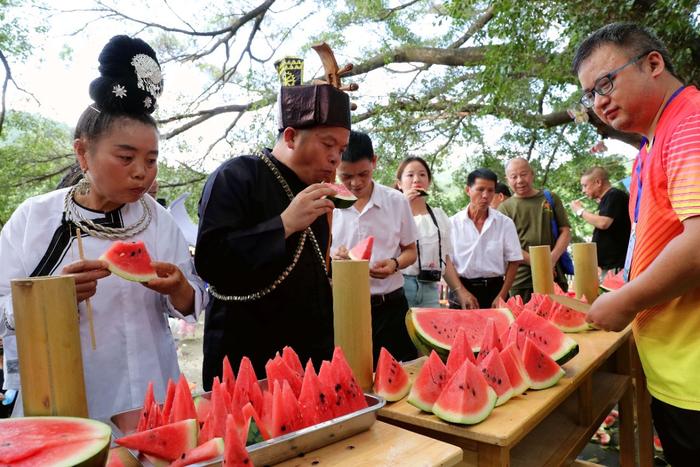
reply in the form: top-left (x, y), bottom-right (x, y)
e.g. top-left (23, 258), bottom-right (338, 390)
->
top-left (370, 288), bottom-right (417, 365)
top-left (450, 276), bottom-right (504, 309)
top-left (651, 397), bottom-right (700, 466)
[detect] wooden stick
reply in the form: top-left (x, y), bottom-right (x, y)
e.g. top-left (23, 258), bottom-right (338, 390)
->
top-left (75, 227), bottom-right (97, 350)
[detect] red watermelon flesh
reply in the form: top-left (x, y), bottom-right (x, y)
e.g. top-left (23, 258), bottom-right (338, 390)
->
top-left (411, 308), bottom-right (513, 353)
top-left (282, 346), bottom-right (304, 379)
top-left (601, 269), bottom-right (625, 291)
top-left (224, 414), bottom-right (253, 466)
top-left (317, 360), bottom-right (341, 417)
top-left (0, 417), bottom-right (111, 465)
top-left (548, 303), bottom-right (590, 333)
top-left (242, 402), bottom-right (271, 441)
top-left (406, 350), bottom-right (448, 413)
top-left (234, 356), bottom-right (264, 417)
top-left (222, 356), bottom-right (236, 398)
top-left (432, 360), bottom-right (497, 425)
top-left (194, 395), bottom-right (212, 425)
top-left (136, 381), bottom-right (156, 432)
top-left (349, 236), bottom-right (374, 261)
top-left (513, 311), bottom-right (579, 365)
top-left (501, 343), bottom-right (531, 396)
top-left (446, 327), bottom-right (476, 378)
top-left (476, 319), bottom-right (503, 365)
top-left (331, 346), bottom-right (369, 413)
top-left (145, 401), bottom-right (164, 430)
top-left (199, 417), bottom-right (213, 446)
top-left (374, 347), bottom-right (410, 401)
top-left (528, 294), bottom-right (556, 320)
top-left (327, 182), bottom-right (358, 209)
top-left (478, 348), bottom-right (513, 406)
top-left (208, 378), bottom-right (231, 440)
top-left (106, 446), bottom-right (139, 467)
top-left (116, 418), bottom-right (198, 461)
top-left (260, 388), bottom-right (274, 435)
top-left (266, 355), bottom-right (303, 398)
top-left (270, 380), bottom-right (302, 438)
top-left (169, 375), bottom-right (197, 423)
top-left (522, 337), bottom-right (565, 390)
top-left (298, 360), bottom-right (335, 427)
top-left (170, 437), bottom-right (224, 467)
top-left (100, 240), bottom-right (157, 282)
top-left (161, 378), bottom-right (177, 423)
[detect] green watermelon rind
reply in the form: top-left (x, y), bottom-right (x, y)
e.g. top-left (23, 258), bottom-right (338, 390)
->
top-left (433, 385), bottom-right (497, 425)
top-left (326, 183), bottom-right (358, 209)
top-left (406, 390), bottom-right (437, 413)
top-left (554, 338), bottom-right (579, 365)
top-left (0, 416), bottom-right (112, 467)
top-left (373, 349), bottom-right (411, 402)
top-left (528, 366), bottom-right (565, 390)
top-left (99, 254), bottom-right (158, 282)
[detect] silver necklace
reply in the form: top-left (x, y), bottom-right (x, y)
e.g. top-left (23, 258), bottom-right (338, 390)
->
top-left (209, 152), bottom-right (329, 302)
top-left (64, 184), bottom-right (152, 240)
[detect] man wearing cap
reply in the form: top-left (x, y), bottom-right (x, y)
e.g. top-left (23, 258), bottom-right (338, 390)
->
top-left (196, 52), bottom-right (353, 384)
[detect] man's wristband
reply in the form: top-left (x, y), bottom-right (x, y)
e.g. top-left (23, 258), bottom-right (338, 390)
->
top-left (452, 286), bottom-right (463, 293)
top-left (390, 257), bottom-right (400, 272)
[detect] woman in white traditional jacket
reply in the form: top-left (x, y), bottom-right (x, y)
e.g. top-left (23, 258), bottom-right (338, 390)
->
top-left (0, 35), bottom-right (207, 420)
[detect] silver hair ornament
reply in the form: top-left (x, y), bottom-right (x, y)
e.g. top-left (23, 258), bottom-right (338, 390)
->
top-left (131, 54), bottom-right (162, 98)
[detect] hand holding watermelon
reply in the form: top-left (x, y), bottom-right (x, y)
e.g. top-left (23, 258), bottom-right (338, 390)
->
top-left (61, 259), bottom-right (111, 303)
top-left (142, 261), bottom-right (196, 315)
top-left (280, 183), bottom-right (336, 238)
top-left (370, 258), bottom-right (398, 279)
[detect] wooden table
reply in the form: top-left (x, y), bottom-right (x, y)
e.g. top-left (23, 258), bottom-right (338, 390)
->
top-left (274, 421), bottom-right (463, 467)
top-left (378, 327), bottom-right (653, 466)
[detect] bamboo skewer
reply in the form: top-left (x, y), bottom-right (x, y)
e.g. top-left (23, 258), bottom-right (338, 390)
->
top-left (75, 227), bottom-right (97, 350)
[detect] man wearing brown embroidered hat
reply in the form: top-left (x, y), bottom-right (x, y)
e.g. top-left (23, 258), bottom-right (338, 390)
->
top-left (196, 45), bottom-right (355, 385)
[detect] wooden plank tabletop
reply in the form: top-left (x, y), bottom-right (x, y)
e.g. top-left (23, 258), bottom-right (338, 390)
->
top-left (274, 421), bottom-right (463, 467)
top-left (378, 327), bottom-right (631, 447)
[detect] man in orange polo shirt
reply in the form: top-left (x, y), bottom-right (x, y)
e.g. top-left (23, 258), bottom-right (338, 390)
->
top-left (574, 23), bottom-right (700, 463)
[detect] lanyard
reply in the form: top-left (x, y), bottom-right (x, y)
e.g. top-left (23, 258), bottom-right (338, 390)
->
top-left (633, 86), bottom-right (686, 223)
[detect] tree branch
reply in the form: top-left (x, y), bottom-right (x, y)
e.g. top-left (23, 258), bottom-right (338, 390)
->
top-left (0, 50), bottom-right (10, 136)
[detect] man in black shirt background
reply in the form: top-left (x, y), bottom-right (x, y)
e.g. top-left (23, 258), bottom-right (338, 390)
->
top-left (570, 167), bottom-right (631, 276)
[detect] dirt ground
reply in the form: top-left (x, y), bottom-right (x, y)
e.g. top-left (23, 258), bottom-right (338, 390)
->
top-left (173, 315), bottom-right (205, 392)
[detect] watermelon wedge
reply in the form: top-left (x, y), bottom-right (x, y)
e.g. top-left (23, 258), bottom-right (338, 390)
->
top-left (446, 327), bottom-right (476, 378)
top-left (234, 356), bottom-right (264, 417)
top-left (222, 355), bottom-right (236, 397)
top-left (513, 311), bottom-right (579, 365)
top-left (100, 240), bottom-right (157, 282)
top-left (270, 380), bottom-right (302, 437)
top-left (242, 402), bottom-right (271, 441)
top-left (478, 348), bottom-right (513, 406)
top-left (266, 354), bottom-right (303, 398)
top-left (500, 343), bottom-right (531, 396)
top-left (327, 182), bottom-right (357, 209)
top-left (432, 360), bottom-right (497, 425)
top-left (406, 350), bottom-right (448, 413)
top-left (281, 346), bottom-right (304, 379)
top-left (549, 303), bottom-right (590, 333)
top-left (170, 437), bottom-right (224, 467)
top-left (476, 318), bottom-right (503, 365)
top-left (0, 417), bottom-right (112, 466)
top-left (330, 346), bottom-right (368, 412)
top-left (373, 347), bottom-right (411, 401)
top-left (106, 446), bottom-right (140, 467)
top-left (317, 360), bottom-right (341, 418)
top-left (169, 374), bottom-right (197, 423)
top-left (601, 269), bottom-right (625, 291)
top-left (193, 395), bottom-right (212, 425)
top-left (298, 360), bottom-right (335, 425)
top-left (115, 418), bottom-right (199, 462)
top-left (136, 381), bottom-right (156, 432)
top-left (224, 414), bottom-right (253, 466)
top-left (161, 378), bottom-right (177, 423)
top-left (349, 236), bottom-right (374, 261)
top-left (522, 337), bottom-right (565, 390)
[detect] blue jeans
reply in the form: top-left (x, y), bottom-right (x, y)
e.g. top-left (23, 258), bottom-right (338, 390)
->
top-left (403, 275), bottom-right (440, 308)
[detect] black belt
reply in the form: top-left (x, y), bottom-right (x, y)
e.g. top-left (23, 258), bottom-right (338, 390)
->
top-left (460, 276), bottom-right (503, 287)
top-left (371, 288), bottom-right (405, 306)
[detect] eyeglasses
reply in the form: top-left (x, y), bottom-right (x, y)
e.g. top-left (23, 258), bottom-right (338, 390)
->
top-left (580, 50), bottom-right (654, 108)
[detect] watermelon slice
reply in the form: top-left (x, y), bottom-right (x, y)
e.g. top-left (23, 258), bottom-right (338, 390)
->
top-left (500, 343), bottom-right (531, 396)
top-left (349, 236), bottom-right (374, 261)
top-left (601, 269), bottom-right (625, 291)
top-left (0, 417), bottom-right (111, 466)
top-left (406, 350), bottom-right (448, 413)
top-left (432, 360), bottom-right (497, 425)
top-left (169, 374), bottom-right (197, 423)
top-left (549, 303), bottom-right (590, 333)
top-left (116, 419), bottom-right (198, 462)
top-left (106, 446), bottom-right (140, 467)
top-left (522, 337), bottom-right (565, 390)
top-left (170, 437), bottom-right (224, 467)
top-left (194, 395), bottom-right (212, 425)
top-left (513, 311), bottom-right (579, 365)
top-left (476, 319), bottom-right (503, 365)
top-left (270, 380), bottom-right (302, 437)
top-left (327, 182), bottom-right (357, 209)
top-left (234, 356), bottom-right (264, 417)
top-left (100, 240), bottom-right (157, 282)
top-left (478, 348), bottom-right (513, 406)
top-left (266, 354), bottom-right (303, 398)
top-left (242, 402), bottom-right (271, 441)
top-left (222, 355), bottom-right (236, 397)
top-left (446, 327), bottom-right (477, 377)
top-left (331, 346), bottom-right (369, 413)
top-left (224, 414), bottom-right (253, 466)
top-left (317, 360), bottom-right (341, 418)
top-left (161, 378), bottom-right (177, 423)
top-left (374, 347), bottom-right (411, 401)
top-left (409, 308), bottom-right (514, 356)
top-left (136, 381), bottom-right (156, 432)
top-left (298, 360), bottom-right (335, 426)
top-left (281, 346), bottom-right (304, 379)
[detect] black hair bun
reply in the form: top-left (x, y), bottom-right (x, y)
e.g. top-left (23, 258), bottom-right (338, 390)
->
top-left (88, 35), bottom-right (163, 115)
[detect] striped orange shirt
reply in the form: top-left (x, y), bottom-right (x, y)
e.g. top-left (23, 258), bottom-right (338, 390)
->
top-left (629, 86), bottom-right (700, 410)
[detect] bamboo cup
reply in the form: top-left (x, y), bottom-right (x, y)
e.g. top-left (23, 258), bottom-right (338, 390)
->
top-left (573, 242), bottom-right (599, 303)
top-left (332, 259), bottom-right (373, 391)
top-left (11, 276), bottom-right (88, 417)
top-left (529, 245), bottom-right (554, 294)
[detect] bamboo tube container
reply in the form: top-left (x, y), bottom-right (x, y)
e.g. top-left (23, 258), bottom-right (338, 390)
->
top-left (11, 276), bottom-right (88, 417)
top-left (573, 242), bottom-right (599, 303)
top-left (332, 259), bottom-right (373, 391)
top-left (529, 245), bottom-right (554, 294)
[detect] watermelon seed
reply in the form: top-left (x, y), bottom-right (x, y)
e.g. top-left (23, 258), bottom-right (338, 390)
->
top-left (497, 378), bottom-right (502, 384)
top-left (312, 461), bottom-right (320, 465)
top-left (472, 388), bottom-right (476, 397)
top-left (347, 445), bottom-right (356, 450)
top-left (458, 384), bottom-right (464, 390)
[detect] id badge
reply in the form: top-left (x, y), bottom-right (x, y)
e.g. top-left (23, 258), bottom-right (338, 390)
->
top-left (623, 222), bottom-right (636, 282)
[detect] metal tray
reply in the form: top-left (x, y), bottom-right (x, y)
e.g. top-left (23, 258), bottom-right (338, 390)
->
top-left (109, 391), bottom-right (385, 466)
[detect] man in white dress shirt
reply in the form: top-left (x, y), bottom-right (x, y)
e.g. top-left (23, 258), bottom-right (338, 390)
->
top-left (332, 131), bottom-right (418, 363)
top-left (450, 169), bottom-right (523, 308)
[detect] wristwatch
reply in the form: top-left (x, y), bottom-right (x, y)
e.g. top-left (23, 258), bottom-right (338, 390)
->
top-left (576, 208), bottom-right (585, 217)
